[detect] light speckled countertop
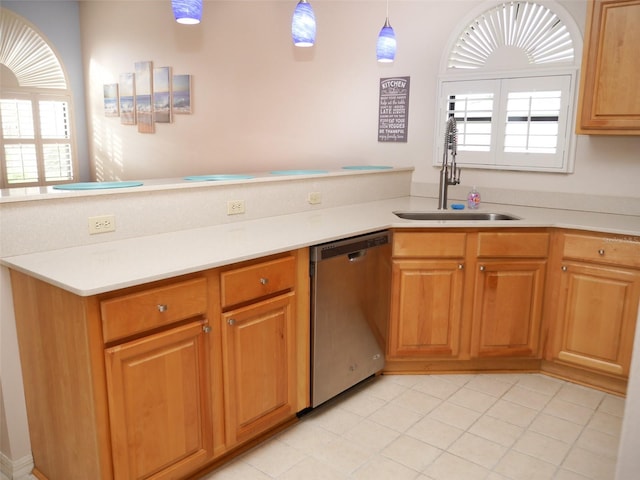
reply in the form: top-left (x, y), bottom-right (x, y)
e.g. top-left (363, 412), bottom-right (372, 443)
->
top-left (3, 196), bottom-right (639, 296)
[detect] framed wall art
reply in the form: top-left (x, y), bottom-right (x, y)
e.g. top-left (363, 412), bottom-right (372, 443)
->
top-left (172, 74), bottom-right (192, 114)
top-left (119, 73), bottom-right (136, 125)
top-left (103, 84), bottom-right (119, 117)
top-left (135, 60), bottom-right (154, 133)
top-left (153, 66), bottom-right (172, 123)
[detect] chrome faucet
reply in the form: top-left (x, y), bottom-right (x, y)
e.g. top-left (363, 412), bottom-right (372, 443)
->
top-left (438, 116), bottom-right (461, 209)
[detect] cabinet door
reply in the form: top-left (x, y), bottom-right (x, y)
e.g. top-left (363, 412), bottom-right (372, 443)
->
top-left (388, 259), bottom-right (465, 358)
top-left (471, 260), bottom-right (546, 358)
top-left (577, 0), bottom-right (640, 134)
top-left (222, 293), bottom-right (297, 445)
top-left (554, 262), bottom-right (640, 376)
top-left (105, 321), bottom-right (213, 480)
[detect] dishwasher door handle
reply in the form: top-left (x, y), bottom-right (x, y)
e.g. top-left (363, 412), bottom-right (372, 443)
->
top-left (347, 250), bottom-right (367, 262)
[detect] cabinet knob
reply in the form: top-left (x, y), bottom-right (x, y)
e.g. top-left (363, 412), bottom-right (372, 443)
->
top-left (562, 265), bottom-right (568, 272)
top-left (598, 249), bottom-right (605, 256)
top-left (157, 304), bottom-right (168, 313)
top-left (479, 265), bottom-right (485, 271)
top-left (458, 263), bottom-right (464, 270)
top-left (259, 277), bottom-right (269, 285)
top-left (227, 318), bottom-right (236, 326)
top-left (202, 325), bottom-right (212, 333)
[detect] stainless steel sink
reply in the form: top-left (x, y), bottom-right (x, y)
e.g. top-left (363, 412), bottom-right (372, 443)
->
top-left (394, 211), bottom-right (520, 221)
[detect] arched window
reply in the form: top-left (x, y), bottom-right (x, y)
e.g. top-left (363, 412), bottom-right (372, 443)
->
top-left (434, 1), bottom-right (582, 173)
top-left (0, 7), bottom-right (77, 188)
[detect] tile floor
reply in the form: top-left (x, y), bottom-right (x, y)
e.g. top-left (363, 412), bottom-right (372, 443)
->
top-left (204, 373), bottom-right (625, 480)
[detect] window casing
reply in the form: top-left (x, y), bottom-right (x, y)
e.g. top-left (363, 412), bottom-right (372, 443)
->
top-left (434, 1), bottom-right (581, 173)
top-left (0, 7), bottom-right (77, 188)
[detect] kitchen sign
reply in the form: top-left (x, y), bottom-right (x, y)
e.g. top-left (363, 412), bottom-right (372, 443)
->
top-left (378, 76), bottom-right (410, 142)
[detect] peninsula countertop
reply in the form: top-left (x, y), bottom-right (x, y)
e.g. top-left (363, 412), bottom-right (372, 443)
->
top-left (3, 196), bottom-right (640, 296)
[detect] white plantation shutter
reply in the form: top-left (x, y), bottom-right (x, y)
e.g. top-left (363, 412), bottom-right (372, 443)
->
top-left (0, 7), bottom-right (76, 187)
top-left (436, 1), bottom-right (579, 173)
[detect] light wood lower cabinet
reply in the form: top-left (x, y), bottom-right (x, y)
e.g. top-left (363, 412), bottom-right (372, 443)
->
top-left (9, 249), bottom-right (309, 480)
top-left (547, 232), bottom-right (640, 387)
top-left (105, 321), bottom-right (213, 480)
top-left (221, 294), bottom-right (297, 445)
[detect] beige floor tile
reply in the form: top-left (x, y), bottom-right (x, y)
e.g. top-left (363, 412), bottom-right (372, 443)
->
top-left (448, 386), bottom-right (500, 413)
top-left (305, 403), bottom-right (364, 435)
top-left (553, 469), bottom-right (591, 480)
top-left (555, 383), bottom-right (605, 410)
top-left (309, 436), bottom-right (373, 475)
top-left (598, 395), bottom-right (625, 418)
top-left (502, 384), bottom-right (553, 411)
top-left (465, 374), bottom-right (514, 397)
top-left (411, 375), bottom-right (464, 399)
top-left (276, 456), bottom-right (349, 480)
top-left (528, 413), bottom-right (583, 444)
top-left (424, 452), bottom-right (490, 480)
top-left (517, 374), bottom-right (564, 396)
top-left (448, 432), bottom-right (508, 469)
top-left (242, 439), bottom-right (307, 477)
top-left (351, 455), bottom-right (422, 480)
top-left (543, 398), bottom-right (595, 426)
top-left (406, 416), bottom-right (464, 450)
top-left (381, 435), bottom-right (442, 472)
top-left (575, 428), bottom-right (620, 459)
top-left (427, 401), bottom-right (482, 430)
top-left (586, 410), bottom-right (623, 437)
top-left (277, 421), bottom-right (339, 454)
top-left (486, 399), bottom-right (539, 427)
top-left (362, 376), bottom-right (410, 402)
top-left (512, 430), bottom-right (571, 466)
top-left (468, 415), bottom-right (524, 447)
top-left (391, 388), bottom-right (442, 416)
top-left (335, 387), bottom-right (388, 417)
top-left (562, 446), bottom-right (617, 480)
top-left (369, 401), bottom-right (424, 432)
top-left (494, 450), bottom-right (557, 480)
top-left (342, 418), bottom-right (402, 452)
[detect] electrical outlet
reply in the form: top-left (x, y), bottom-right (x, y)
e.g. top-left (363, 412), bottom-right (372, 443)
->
top-left (88, 214), bottom-right (116, 234)
top-left (227, 200), bottom-right (245, 215)
top-left (308, 192), bottom-right (322, 205)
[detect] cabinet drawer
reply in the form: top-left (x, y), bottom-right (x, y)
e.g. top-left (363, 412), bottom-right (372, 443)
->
top-left (101, 278), bottom-right (208, 342)
top-left (477, 232), bottom-right (549, 258)
top-left (221, 256), bottom-right (296, 308)
top-left (393, 232), bottom-right (466, 257)
top-left (563, 233), bottom-right (640, 268)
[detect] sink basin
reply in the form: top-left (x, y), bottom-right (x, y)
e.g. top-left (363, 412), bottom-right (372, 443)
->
top-left (394, 211), bottom-right (520, 221)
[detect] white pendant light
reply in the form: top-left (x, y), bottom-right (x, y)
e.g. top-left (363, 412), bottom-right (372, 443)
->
top-left (172, 0), bottom-right (203, 25)
top-left (377, 1), bottom-right (397, 62)
top-left (292, 0), bottom-right (316, 47)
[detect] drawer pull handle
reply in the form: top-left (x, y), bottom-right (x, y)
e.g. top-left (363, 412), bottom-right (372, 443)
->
top-left (227, 318), bottom-right (236, 326)
top-left (458, 263), bottom-right (464, 270)
top-left (598, 249), bottom-right (605, 256)
top-left (562, 265), bottom-right (568, 272)
top-left (260, 277), bottom-right (269, 285)
top-left (157, 304), bottom-right (168, 313)
top-left (202, 325), bottom-right (212, 333)
top-left (479, 265), bottom-right (485, 271)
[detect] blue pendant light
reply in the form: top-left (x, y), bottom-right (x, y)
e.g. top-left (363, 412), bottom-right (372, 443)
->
top-left (172, 0), bottom-right (203, 25)
top-left (292, 0), bottom-right (316, 47)
top-left (377, 1), bottom-right (397, 62)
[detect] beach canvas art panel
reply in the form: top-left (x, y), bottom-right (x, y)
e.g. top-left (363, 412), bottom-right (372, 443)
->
top-left (153, 67), bottom-right (172, 123)
top-left (119, 73), bottom-right (136, 125)
top-left (135, 61), bottom-right (154, 133)
top-left (173, 74), bottom-right (192, 114)
top-left (103, 84), bottom-right (119, 117)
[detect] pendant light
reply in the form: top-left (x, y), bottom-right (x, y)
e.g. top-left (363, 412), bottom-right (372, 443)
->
top-left (377, 0), bottom-right (397, 62)
top-left (292, 0), bottom-right (316, 47)
top-left (172, 0), bottom-right (203, 25)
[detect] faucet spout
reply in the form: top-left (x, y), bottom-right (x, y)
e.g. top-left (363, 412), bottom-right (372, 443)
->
top-left (438, 117), bottom-right (461, 210)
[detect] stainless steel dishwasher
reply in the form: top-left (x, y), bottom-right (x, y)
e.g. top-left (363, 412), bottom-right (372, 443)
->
top-left (310, 230), bottom-right (391, 407)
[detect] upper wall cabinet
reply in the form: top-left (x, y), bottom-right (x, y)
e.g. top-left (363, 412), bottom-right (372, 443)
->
top-left (577, 0), bottom-right (640, 135)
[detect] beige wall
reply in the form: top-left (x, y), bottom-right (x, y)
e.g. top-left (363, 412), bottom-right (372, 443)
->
top-left (81, 1), bottom-right (640, 202)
